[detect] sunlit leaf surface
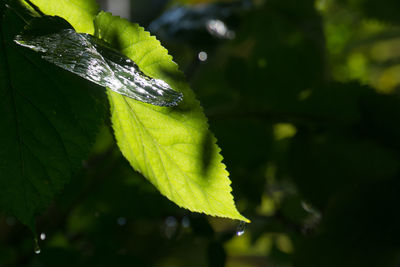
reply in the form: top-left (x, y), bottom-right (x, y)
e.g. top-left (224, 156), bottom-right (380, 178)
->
top-left (94, 12), bottom-right (248, 222)
top-left (29, 0), bottom-right (99, 33)
top-left (24, 0), bottom-right (247, 221)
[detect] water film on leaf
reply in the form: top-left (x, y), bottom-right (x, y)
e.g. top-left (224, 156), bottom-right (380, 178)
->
top-left (14, 16), bottom-right (183, 107)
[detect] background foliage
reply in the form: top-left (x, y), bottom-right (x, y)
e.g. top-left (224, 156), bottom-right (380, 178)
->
top-left (2, 0), bottom-right (400, 266)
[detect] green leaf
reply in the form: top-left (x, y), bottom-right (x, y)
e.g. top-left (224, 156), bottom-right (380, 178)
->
top-left (25, 0), bottom-right (247, 221)
top-left (0, 5), bottom-right (106, 230)
top-left (94, 12), bottom-right (248, 222)
top-left (29, 0), bottom-right (99, 34)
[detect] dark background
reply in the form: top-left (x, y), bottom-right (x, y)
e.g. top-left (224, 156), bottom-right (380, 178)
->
top-left (3, 0), bottom-right (400, 266)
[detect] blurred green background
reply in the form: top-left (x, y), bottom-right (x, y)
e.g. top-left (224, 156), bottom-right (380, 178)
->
top-left (3, 0), bottom-right (400, 266)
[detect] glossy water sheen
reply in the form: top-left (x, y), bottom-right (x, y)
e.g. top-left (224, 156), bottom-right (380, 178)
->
top-left (236, 221), bottom-right (246, 236)
top-left (14, 29), bottom-right (183, 107)
top-left (34, 238), bottom-right (41, 254)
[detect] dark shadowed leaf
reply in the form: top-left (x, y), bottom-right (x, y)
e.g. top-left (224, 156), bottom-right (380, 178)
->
top-left (0, 5), bottom-right (106, 230)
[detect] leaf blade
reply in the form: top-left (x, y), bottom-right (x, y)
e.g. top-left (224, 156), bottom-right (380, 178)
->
top-left (0, 6), bottom-right (106, 229)
top-left (95, 12), bottom-right (248, 222)
top-left (29, 0), bottom-right (99, 34)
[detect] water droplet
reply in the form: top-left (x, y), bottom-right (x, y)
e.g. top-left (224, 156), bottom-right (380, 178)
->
top-left (198, 51), bottom-right (208, 62)
top-left (165, 216), bottom-right (177, 227)
top-left (164, 216), bottom-right (178, 239)
top-left (34, 238), bottom-right (41, 254)
top-left (181, 216), bottom-right (190, 228)
top-left (301, 201), bottom-right (318, 214)
top-left (236, 221), bottom-right (246, 236)
top-left (40, 233), bottom-right (46, 240)
top-left (117, 217), bottom-right (127, 226)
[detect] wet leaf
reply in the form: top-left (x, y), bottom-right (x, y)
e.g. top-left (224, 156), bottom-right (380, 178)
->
top-left (14, 16), bottom-right (182, 107)
top-left (27, 0), bottom-right (247, 221)
top-left (95, 12), bottom-right (248, 222)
